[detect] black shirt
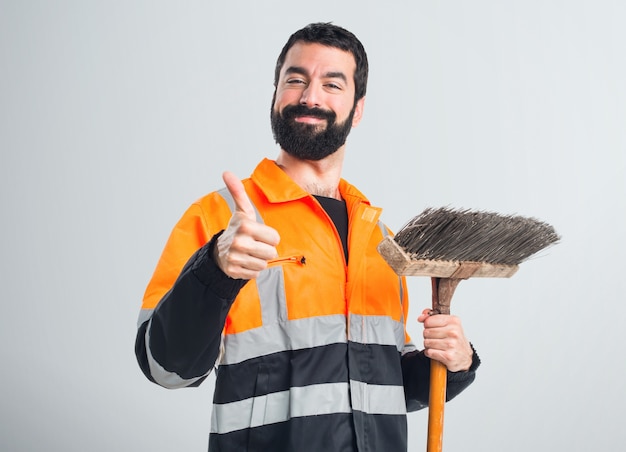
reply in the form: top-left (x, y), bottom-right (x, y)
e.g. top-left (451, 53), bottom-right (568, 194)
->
top-left (314, 195), bottom-right (349, 263)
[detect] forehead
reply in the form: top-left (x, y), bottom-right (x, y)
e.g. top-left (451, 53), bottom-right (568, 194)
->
top-left (280, 42), bottom-right (357, 81)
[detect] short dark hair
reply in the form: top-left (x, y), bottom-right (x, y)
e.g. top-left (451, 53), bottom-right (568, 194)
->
top-left (274, 23), bottom-right (369, 102)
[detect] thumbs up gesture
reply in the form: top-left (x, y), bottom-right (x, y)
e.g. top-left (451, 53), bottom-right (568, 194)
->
top-left (214, 171), bottom-right (280, 279)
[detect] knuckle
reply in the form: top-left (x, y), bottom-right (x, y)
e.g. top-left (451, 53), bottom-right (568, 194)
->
top-left (448, 329), bottom-right (461, 340)
top-left (236, 219), bottom-right (253, 234)
top-left (231, 235), bottom-right (252, 253)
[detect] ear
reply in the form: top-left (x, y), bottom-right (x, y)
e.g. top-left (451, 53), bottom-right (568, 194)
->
top-left (351, 97), bottom-right (366, 127)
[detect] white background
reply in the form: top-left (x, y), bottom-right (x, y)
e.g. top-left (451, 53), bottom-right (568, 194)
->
top-left (1, 1), bottom-right (624, 451)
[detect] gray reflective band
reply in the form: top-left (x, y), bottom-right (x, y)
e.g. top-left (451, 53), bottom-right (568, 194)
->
top-left (221, 313), bottom-right (406, 365)
top-left (137, 307), bottom-right (153, 329)
top-left (139, 308), bottom-right (206, 388)
top-left (220, 314), bottom-right (348, 365)
top-left (144, 319), bottom-right (211, 388)
top-left (210, 382), bottom-right (352, 434)
top-left (401, 341), bottom-right (418, 356)
top-left (378, 221), bottom-right (389, 239)
top-left (350, 380), bottom-right (407, 415)
top-left (210, 379), bottom-right (406, 435)
top-left (349, 314), bottom-right (406, 351)
top-left (257, 267), bottom-right (288, 325)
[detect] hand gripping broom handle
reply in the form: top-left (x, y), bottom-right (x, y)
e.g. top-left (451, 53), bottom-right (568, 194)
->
top-left (427, 276), bottom-right (463, 452)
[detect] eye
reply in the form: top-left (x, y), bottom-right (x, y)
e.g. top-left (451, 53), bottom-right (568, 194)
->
top-left (286, 78), bottom-right (306, 85)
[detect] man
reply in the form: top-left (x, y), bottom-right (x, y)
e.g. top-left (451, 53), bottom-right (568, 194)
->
top-left (136, 23), bottom-right (480, 452)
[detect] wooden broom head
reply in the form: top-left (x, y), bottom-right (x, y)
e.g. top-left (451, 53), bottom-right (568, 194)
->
top-left (378, 207), bottom-right (560, 278)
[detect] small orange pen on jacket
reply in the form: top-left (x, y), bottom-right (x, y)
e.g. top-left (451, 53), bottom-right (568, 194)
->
top-left (267, 255), bottom-right (306, 267)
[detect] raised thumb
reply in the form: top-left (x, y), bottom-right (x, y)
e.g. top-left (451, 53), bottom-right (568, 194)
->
top-left (222, 171), bottom-right (255, 218)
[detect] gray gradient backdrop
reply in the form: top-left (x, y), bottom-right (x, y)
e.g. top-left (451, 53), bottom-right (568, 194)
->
top-left (1, 1), bottom-right (624, 451)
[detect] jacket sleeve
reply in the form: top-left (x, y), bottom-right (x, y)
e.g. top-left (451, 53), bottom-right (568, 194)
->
top-left (135, 209), bottom-right (247, 388)
top-left (401, 344), bottom-right (481, 412)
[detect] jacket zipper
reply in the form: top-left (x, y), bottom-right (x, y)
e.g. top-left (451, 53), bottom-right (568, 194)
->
top-left (267, 255), bottom-right (306, 267)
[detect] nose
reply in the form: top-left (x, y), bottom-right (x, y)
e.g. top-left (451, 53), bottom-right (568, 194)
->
top-left (300, 83), bottom-right (321, 108)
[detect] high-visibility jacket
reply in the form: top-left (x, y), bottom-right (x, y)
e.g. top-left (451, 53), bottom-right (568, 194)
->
top-left (135, 158), bottom-right (478, 452)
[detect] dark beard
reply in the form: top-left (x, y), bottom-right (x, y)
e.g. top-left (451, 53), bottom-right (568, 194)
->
top-left (271, 103), bottom-right (355, 161)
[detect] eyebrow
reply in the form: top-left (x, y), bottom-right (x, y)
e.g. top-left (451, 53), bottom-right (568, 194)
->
top-left (284, 66), bottom-right (348, 83)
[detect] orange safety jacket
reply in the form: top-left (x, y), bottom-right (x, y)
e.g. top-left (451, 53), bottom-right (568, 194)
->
top-left (135, 158), bottom-right (478, 452)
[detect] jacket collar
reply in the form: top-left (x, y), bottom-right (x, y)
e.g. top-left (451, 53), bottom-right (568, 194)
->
top-left (251, 158), bottom-right (373, 208)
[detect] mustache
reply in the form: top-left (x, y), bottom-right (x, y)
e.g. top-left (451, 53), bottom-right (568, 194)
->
top-left (281, 104), bottom-right (336, 122)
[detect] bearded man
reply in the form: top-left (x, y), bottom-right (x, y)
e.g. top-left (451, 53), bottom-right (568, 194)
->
top-left (135, 22), bottom-right (480, 452)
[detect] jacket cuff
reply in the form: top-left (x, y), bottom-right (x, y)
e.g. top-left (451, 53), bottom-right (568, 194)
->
top-left (191, 230), bottom-right (248, 300)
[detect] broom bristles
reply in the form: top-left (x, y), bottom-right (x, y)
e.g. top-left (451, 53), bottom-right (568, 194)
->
top-left (393, 207), bottom-right (560, 266)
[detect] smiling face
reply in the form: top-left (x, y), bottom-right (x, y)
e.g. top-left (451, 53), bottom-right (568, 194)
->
top-left (271, 42), bottom-right (365, 161)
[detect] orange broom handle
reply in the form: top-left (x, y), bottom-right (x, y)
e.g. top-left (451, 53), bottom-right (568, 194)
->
top-left (427, 277), bottom-right (462, 452)
top-left (427, 360), bottom-right (447, 452)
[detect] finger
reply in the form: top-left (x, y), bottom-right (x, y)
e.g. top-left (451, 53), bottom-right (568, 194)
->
top-left (423, 348), bottom-right (450, 366)
top-left (256, 228), bottom-right (281, 248)
top-left (423, 328), bottom-right (448, 341)
top-left (418, 308), bottom-right (445, 324)
top-left (222, 171), bottom-right (255, 219)
top-left (424, 340), bottom-right (473, 372)
top-left (222, 251), bottom-right (272, 279)
top-left (417, 308), bottom-right (431, 323)
top-left (231, 233), bottom-right (279, 260)
top-left (423, 313), bottom-right (457, 328)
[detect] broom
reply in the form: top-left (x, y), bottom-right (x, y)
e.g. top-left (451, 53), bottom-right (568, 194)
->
top-left (377, 207), bottom-right (560, 452)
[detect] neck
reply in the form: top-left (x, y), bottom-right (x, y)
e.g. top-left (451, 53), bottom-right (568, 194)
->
top-left (275, 147), bottom-right (345, 200)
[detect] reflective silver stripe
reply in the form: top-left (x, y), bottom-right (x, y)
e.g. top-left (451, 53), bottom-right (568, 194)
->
top-left (137, 307), bottom-right (153, 329)
top-left (257, 267), bottom-right (288, 325)
top-left (217, 187), bottom-right (263, 223)
top-left (350, 379), bottom-right (407, 415)
top-left (210, 382), bottom-right (351, 434)
top-left (378, 221), bottom-right (388, 239)
top-left (220, 314), bottom-right (348, 365)
top-left (222, 311), bottom-right (405, 365)
top-left (139, 308), bottom-right (208, 387)
top-left (144, 319), bottom-right (209, 389)
top-left (349, 314), bottom-right (406, 352)
top-left (402, 341), bottom-right (418, 355)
